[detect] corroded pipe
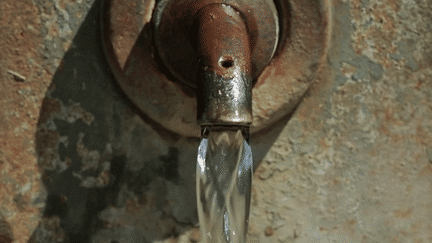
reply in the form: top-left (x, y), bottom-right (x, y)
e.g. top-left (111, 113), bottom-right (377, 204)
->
top-left (194, 4), bottom-right (253, 127)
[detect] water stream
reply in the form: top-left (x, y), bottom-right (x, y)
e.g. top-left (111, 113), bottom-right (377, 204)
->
top-left (196, 128), bottom-right (253, 243)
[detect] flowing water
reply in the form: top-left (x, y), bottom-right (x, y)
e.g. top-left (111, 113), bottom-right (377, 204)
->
top-left (196, 128), bottom-right (253, 243)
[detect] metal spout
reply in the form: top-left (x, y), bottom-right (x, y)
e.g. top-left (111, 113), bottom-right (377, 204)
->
top-left (194, 4), bottom-right (253, 127)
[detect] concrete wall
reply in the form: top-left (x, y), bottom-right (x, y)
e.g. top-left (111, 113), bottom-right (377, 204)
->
top-left (0, 0), bottom-right (431, 242)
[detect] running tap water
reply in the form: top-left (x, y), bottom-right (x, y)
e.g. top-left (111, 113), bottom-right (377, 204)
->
top-left (194, 4), bottom-right (254, 242)
top-left (197, 128), bottom-right (253, 242)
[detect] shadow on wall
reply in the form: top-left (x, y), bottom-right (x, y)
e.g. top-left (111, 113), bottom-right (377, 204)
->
top-left (29, 1), bottom-right (294, 242)
top-left (0, 214), bottom-right (13, 243)
top-left (30, 1), bottom-right (194, 242)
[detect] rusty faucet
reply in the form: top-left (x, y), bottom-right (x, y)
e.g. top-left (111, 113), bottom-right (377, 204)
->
top-left (194, 4), bottom-right (252, 130)
top-left (101, 0), bottom-right (331, 240)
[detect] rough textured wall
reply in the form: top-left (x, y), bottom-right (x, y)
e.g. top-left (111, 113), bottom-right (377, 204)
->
top-left (250, 0), bottom-right (432, 241)
top-left (0, 0), bottom-right (431, 243)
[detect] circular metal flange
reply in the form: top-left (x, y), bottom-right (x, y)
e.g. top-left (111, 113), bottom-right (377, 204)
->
top-left (101, 0), bottom-right (331, 138)
top-left (153, 0), bottom-right (279, 88)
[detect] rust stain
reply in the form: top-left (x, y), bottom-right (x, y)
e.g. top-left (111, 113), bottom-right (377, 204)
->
top-left (0, 0), bottom-right (58, 240)
top-left (380, 57), bottom-right (393, 69)
top-left (319, 226), bottom-right (329, 231)
top-left (345, 219), bottom-right (356, 226)
top-left (413, 124), bottom-right (432, 146)
top-left (351, 1), bottom-right (400, 69)
top-left (391, 237), bottom-right (401, 243)
top-left (391, 165), bottom-right (410, 182)
top-left (341, 63), bottom-right (356, 76)
top-left (125, 198), bottom-right (140, 213)
top-left (264, 226), bottom-right (274, 236)
top-left (415, 80), bottom-right (425, 90)
top-left (418, 164), bottom-right (432, 177)
top-left (297, 66), bottom-right (333, 128)
top-left (295, 91), bottom-right (326, 125)
top-left (374, 106), bottom-right (411, 142)
top-left (341, 219), bottom-right (357, 236)
top-left (273, 60), bottom-right (287, 77)
top-left (47, 22), bottom-right (59, 37)
top-left (319, 137), bottom-right (330, 149)
top-left (59, 0), bottom-right (68, 10)
top-left (394, 207), bottom-right (413, 218)
top-left (410, 221), bottom-right (421, 234)
top-left (376, 120), bottom-right (390, 133)
top-left (350, 0), bottom-right (362, 22)
top-left (386, 0), bottom-right (400, 12)
top-left (378, 123), bottom-right (402, 142)
top-left (382, 107), bottom-right (403, 125)
top-left (332, 178), bottom-right (340, 185)
top-left (354, 33), bottom-right (368, 55)
top-left (109, 0), bottom-right (143, 68)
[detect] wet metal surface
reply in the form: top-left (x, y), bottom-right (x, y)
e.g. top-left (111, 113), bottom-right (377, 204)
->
top-left (195, 4), bottom-right (252, 126)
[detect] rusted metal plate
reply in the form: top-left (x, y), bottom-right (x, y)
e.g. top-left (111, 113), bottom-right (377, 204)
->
top-left (101, 0), bottom-right (331, 137)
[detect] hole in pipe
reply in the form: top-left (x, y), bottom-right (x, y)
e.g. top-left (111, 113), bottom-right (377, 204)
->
top-left (220, 58), bottom-right (234, 69)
